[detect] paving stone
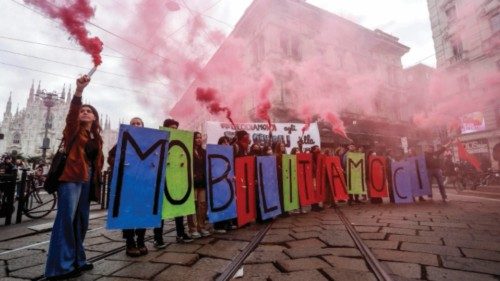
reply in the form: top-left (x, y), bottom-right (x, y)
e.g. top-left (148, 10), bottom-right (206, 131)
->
top-left (74, 273), bottom-right (102, 281)
top-left (365, 240), bottom-right (399, 249)
top-left (106, 248), bottom-right (163, 262)
top-left (261, 234), bottom-right (295, 243)
top-left (388, 234), bottom-right (443, 245)
top-left (323, 255), bottom-right (369, 271)
top-left (461, 248), bottom-right (500, 262)
top-left (92, 260), bottom-right (131, 276)
top-left (359, 232), bottom-right (386, 240)
top-left (7, 252), bottom-right (46, 271)
top-left (96, 277), bottom-right (145, 281)
top-left (322, 267), bottom-right (377, 281)
top-left (153, 252), bottom-right (199, 265)
top-left (269, 269), bottom-right (328, 281)
top-left (292, 226), bottom-right (323, 232)
top-left (276, 257), bottom-right (329, 272)
top-left (86, 242), bottom-right (124, 253)
top-left (8, 264), bottom-right (44, 279)
top-left (379, 219), bottom-right (419, 225)
top-left (284, 247), bottom-right (361, 259)
top-left (318, 232), bottom-right (355, 247)
top-left (254, 245), bottom-right (287, 252)
top-left (444, 238), bottom-right (500, 252)
top-left (0, 278), bottom-right (30, 281)
top-left (84, 236), bottom-right (112, 246)
top-left (384, 261), bottom-right (421, 279)
top-left (419, 230), bottom-right (473, 240)
top-left (381, 227), bottom-right (416, 236)
top-left (245, 250), bottom-right (289, 264)
top-left (420, 222), bottom-right (469, 229)
top-left (164, 243), bottom-right (202, 253)
top-left (153, 265), bottom-right (216, 281)
top-left (285, 238), bottom-right (326, 249)
top-left (373, 249), bottom-right (439, 266)
top-left (191, 257), bottom-right (230, 273)
top-left (441, 255), bottom-right (500, 275)
top-left (0, 249), bottom-right (45, 261)
top-left (239, 263), bottom-right (280, 279)
top-left (112, 262), bottom-right (167, 279)
top-left (290, 231), bottom-right (320, 239)
top-left (191, 237), bottom-right (215, 245)
top-left (354, 226), bottom-right (380, 232)
top-left (400, 242), bottom-right (461, 257)
top-left (426, 266), bottom-right (497, 281)
top-left (389, 224), bottom-right (431, 231)
top-left (196, 240), bottom-right (247, 260)
top-left (268, 228), bottom-right (291, 235)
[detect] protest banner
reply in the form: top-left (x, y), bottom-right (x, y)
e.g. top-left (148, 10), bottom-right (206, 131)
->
top-left (205, 121), bottom-right (320, 153)
top-left (315, 155), bottom-right (326, 203)
top-left (323, 156), bottom-right (349, 201)
top-left (297, 153), bottom-right (316, 206)
top-left (206, 145), bottom-right (237, 223)
top-left (160, 128), bottom-right (195, 219)
top-left (235, 156), bottom-right (257, 227)
top-left (391, 160), bottom-right (414, 203)
top-left (408, 155), bottom-right (432, 197)
top-left (368, 156), bottom-right (389, 198)
top-left (107, 125), bottom-right (169, 229)
top-left (256, 156), bottom-right (282, 220)
top-left (346, 152), bottom-right (367, 195)
top-left (282, 154), bottom-right (299, 212)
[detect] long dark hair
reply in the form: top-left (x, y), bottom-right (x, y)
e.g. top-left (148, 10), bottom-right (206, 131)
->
top-left (82, 104), bottom-right (103, 147)
top-left (193, 131), bottom-right (204, 159)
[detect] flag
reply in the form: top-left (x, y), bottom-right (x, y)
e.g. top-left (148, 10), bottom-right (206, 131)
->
top-left (456, 140), bottom-right (482, 172)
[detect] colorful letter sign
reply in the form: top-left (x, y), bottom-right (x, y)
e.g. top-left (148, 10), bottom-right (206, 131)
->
top-left (160, 128), bottom-right (195, 219)
top-left (408, 155), bottom-right (432, 197)
top-left (256, 156), bottom-right (282, 220)
top-left (391, 160), bottom-right (414, 204)
top-left (107, 125), bottom-right (169, 229)
top-left (297, 153), bottom-right (316, 206)
top-left (282, 155), bottom-right (299, 212)
top-left (323, 156), bottom-right (349, 201)
top-left (206, 145), bottom-right (237, 223)
top-left (368, 156), bottom-right (389, 198)
top-left (235, 156), bottom-right (256, 227)
top-left (346, 152), bottom-right (367, 195)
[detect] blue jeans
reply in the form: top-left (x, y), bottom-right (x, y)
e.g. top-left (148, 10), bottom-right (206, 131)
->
top-left (45, 179), bottom-right (90, 277)
top-left (428, 168), bottom-right (447, 200)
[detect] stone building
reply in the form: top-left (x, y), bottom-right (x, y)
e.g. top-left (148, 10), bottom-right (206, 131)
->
top-left (170, 0), bottom-right (417, 151)
top-left (0, 80), bottom-right (117, 163)
top-left (427, 0), bottom-right (500, 169)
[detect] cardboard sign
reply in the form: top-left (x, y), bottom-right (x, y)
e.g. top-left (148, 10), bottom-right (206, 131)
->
top-left (391, 160), bottom-right (414, 204)
top-left (160, 128), bottom-right (195, 219)
top-left (282, 155), bottom-right (299, 212)
top-left (368, 156), bottom-right (389, 198)
top-left (346, 152), bottom-right (367, 195)
top-left (296, 153), bottom-right (316, 206)
top-left (107, 125), bottom-right (169, 229)
top-left (408, 155), bottom-right (432, 197)
top-left (235, 156), bottom-right (256, 227)
top-left (323, 156), bottom-right (349, 201)
top-left (256, 156), bottom-right (282, 220)
top-left (315, 155), bottom-right (326, 203)
top-left (206, 145), bottom-right (237, 223)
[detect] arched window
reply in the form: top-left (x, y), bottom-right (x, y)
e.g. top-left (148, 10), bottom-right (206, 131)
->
top-left (13, 132), bottom-right (20, 144)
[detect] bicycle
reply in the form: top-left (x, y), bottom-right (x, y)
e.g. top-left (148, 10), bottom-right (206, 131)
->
top-left (477, 169), bottom-right (500, 187)
top-left (21, 174), bottom-right (57, 219)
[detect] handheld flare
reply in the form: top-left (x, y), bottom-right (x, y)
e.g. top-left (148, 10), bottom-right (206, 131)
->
top-left (87, 66), bottom-right (97, 77)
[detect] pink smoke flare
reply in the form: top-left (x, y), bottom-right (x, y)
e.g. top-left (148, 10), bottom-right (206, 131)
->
top-left (25, 0), bottom-right (103, 66)
top-left (195, 87), bottom-right (235, 128)
top-left (256, 75), bottom-right (274, 127)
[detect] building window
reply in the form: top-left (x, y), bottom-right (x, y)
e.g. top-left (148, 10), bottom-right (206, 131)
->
top-left (451, 38), bottom-right (463, 60)
top-left (252, 36), bottom-right (265, 64)
top-left (496, 59), bottom-right (500, 70)
top-left (280, 34), bottom-right (290, 57)
top-left (13, 133), bottom-right (20, 144)
top-left (445, 6), bottom-right (457, 22)
top-left (387, 66), bottom-right (397, 86)
top-left (291, 37), bottom-right (301, 61)
top-left (490, 13), bottom-right (500, 33)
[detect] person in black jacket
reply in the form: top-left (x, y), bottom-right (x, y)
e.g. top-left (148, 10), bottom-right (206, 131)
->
top-left (424, 142), bottom-right (451, 202)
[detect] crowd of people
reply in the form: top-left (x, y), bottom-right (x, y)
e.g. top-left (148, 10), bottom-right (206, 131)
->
top-left (41, 75), bottom-right (461, 280)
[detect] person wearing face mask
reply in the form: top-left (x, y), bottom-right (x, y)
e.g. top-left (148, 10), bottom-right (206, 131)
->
top-left (107, 117), bottom-right (149, 257)
top-left (44, 75), bottom-right (104, 280)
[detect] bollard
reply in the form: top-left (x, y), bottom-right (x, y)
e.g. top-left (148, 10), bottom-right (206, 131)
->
top-left (16, 169), bottom-right (28, 223)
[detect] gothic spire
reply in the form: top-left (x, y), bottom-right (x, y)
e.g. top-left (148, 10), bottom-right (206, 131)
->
top-left (4, 92), bottom-right (12, 119)
top-left (36, 80), bottom-right (41, 95)
top-left (60, 83), bottom-right (66, 100)
top-left (66, 84), bottom-right (72, 103)
top-left (28, 79), bottom-right (35, 105)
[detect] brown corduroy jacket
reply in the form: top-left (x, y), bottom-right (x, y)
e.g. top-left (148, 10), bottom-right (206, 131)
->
top-left (59, 96), bottom-right (104, 201)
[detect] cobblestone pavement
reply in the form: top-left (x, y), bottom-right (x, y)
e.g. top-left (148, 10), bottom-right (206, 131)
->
top-left (1, 189), bottom-right (499, 281)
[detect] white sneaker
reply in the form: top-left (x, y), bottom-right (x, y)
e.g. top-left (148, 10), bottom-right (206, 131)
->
top-left (214, 229), bottom-right (227, 234)
top-left (190, 231), bottom-right (201, 239)
top-left (200, 229), bottom-right (211, 237)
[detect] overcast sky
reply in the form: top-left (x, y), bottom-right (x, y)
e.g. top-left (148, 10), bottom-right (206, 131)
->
top-left (0, 0), bottom-right (436, 130)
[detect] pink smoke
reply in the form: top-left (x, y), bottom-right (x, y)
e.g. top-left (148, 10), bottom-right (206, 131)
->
top-left (256, 74), bottom-right (274, 127)
top-left (195, 87), bottom-right (235, 127)
top-left (25, 0), bottom-right (103, 66)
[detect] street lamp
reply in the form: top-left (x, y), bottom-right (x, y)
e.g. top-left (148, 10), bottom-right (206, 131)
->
top-left (37, 90), bottom-right (59, 162)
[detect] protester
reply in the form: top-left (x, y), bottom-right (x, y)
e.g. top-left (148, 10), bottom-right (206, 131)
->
top-left (45, 75), bottom-right (104, 280)
top-left (343, 143), bottom-right (362, 204)
top-left (107, 117), bottom-right (149, 257)
top-left (187, 132), bottom-right (211, 238)
top-left (154, 119), bottom-right (193, 245)
top-left (0, 155), bottom-right (15, 175)
top-left (249, 143), bottom-right (261, 156)
top-left (273, 141), bottom-right (288, 216)
top-left (425, 143), bottom-right (451, 202)
top-left (311, 145), bottom-right (324, 212)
